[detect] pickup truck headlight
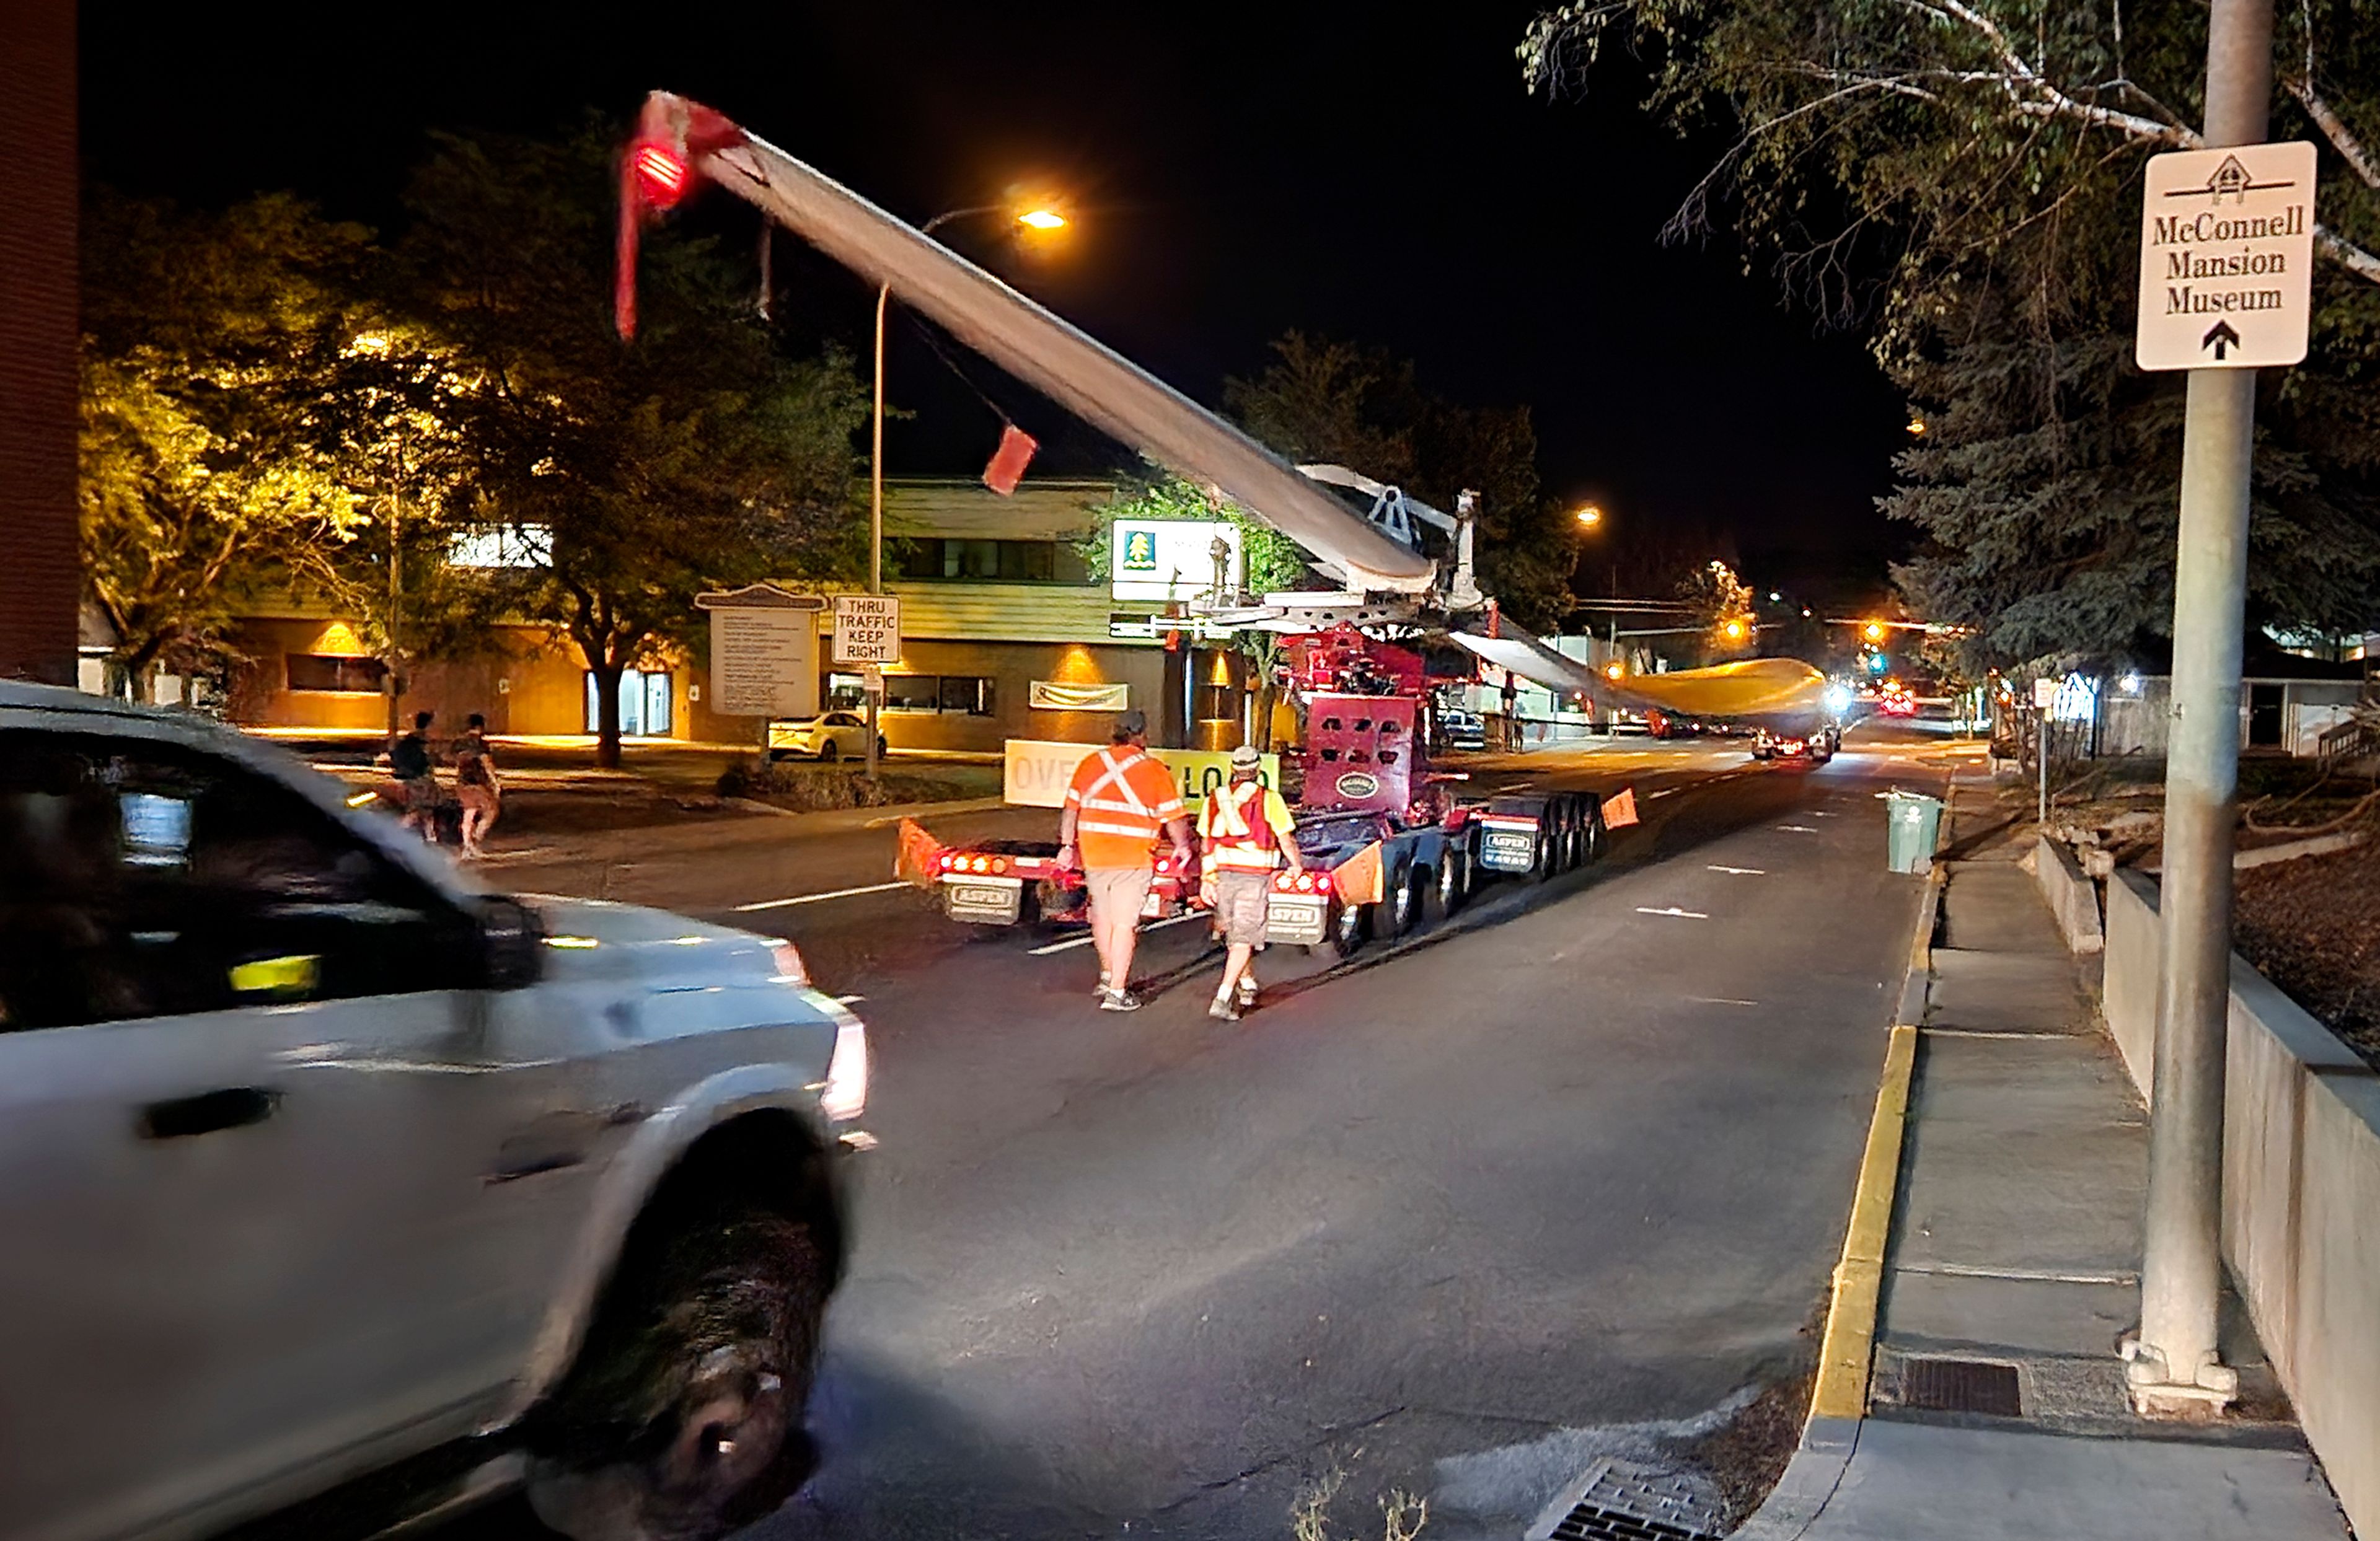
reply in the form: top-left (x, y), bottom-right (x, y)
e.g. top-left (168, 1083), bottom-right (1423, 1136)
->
top-left (821, 1012), bottom-right (869, 1122)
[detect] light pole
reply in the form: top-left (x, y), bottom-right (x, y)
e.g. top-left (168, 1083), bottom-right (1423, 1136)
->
top-left (868, 202), bottom-right (1065, 778)
top-left (2133, 0), bottom-right (2274, 1418)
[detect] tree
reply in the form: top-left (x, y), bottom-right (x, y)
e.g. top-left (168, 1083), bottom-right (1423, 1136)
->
top-left (1522, 0), bottom-right (2380, 666)
top-left (1223, 332), bottom-right (1576, 631)
top-left (78, 194), bottom-right (379, 696)
top-left (399, 128), bottom-right (870, 766)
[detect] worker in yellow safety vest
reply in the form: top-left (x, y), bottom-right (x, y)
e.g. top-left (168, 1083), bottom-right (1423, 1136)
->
top-left (1196, 744), bottom-right (1304, 1021)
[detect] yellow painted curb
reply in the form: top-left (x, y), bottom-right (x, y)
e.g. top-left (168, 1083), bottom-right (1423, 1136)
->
top-left (1807, 850), bottom-right (1944, 1425)
top-left (1810, 1020), bottom-right (1918, 1420)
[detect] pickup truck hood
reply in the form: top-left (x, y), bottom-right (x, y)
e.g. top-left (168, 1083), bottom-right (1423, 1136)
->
top-left (520, 894), bottom-right (785, 988)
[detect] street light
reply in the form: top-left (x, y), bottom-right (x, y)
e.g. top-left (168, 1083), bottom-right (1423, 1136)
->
top-left (1863, 620), bottom-right (1888, 643)
top-left (1722, 618), bottom-right (1748, 641)
top-left (869, 199), bottom-right (1070, 774)
top-left (1574, 504), bottom-right (1603, 528)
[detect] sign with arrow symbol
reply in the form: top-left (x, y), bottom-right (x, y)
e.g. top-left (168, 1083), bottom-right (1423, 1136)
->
top-left (2136, 142), bottom-right (2316, 372)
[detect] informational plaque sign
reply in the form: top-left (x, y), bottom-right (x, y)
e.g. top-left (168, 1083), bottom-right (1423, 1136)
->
top-left (694, 584), bottom-right (823, 718)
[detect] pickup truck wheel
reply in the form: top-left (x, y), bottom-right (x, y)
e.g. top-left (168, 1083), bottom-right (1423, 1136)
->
top-left (527, 1207), bottom-right (827, 1541)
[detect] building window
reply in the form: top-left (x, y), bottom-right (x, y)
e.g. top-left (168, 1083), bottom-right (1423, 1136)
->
top-left (824, 672), bottom-right (868, 711)
top-left (892, 538), bottom-right (1087, 584)
top-left (882, 675), bottom-right (996, 715)
top-left (584, 670), bottom-right (674, 736)
top-left (286, 654), bottom-right (389, 693)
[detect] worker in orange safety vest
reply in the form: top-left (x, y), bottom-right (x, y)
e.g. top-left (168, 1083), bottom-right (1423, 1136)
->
top-left (1059, 709), bottom-right (1193, 1012)
top-left (1196, 744), bottom-right (1304, 1021)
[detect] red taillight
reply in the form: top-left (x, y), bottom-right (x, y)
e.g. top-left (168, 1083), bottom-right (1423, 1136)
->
top-left (1154, 856), bottom-right (1170, 874)
top-left (991, 857), bottom-right (1009, 875)
top-left (1314, 871), bottom-right (1333, 895)
top-left (632, 143), bottom-right (691, 208)
top-left (937, 853), bottom-right (954, 872)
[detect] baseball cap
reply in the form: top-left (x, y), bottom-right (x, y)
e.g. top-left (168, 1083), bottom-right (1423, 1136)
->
top-left (1229, 744), bottom-right (1263, 770)
top-left (1113, 708), bottom-right (1148, 737)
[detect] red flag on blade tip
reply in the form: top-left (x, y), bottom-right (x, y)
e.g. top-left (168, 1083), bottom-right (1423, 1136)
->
top-left (982, 423), bottom-right (1038, 495)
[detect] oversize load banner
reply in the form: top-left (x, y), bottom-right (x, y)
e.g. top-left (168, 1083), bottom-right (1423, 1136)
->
top-left (1003, 739), bottom-right (1281, 810)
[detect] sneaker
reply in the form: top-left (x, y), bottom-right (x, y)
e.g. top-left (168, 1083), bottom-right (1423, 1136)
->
top-left (1094, 972), bottom-right (1112, 1001)
top-left (1236, 975), bottom-right (1259, 1006)
top-left (1100, 988), bottom-right (1142, 1012)
top-left (1208, 995), bottom-right (1241, 1022)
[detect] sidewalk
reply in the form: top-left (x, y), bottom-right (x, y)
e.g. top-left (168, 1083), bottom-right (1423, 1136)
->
top-left (1743, 787), bottom-right (2348, 1539)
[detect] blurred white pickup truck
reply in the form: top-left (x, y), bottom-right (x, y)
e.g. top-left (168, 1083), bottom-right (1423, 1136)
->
top-left (0, 683), bottom-right (867, 1541)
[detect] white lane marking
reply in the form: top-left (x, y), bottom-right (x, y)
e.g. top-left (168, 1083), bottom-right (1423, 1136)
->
top-left (1646, 788), bottom-right (1680, 799)
top-left (834, 993), bottom-right (866, 1005)
top-left (1897, 1262), bottom-right (2139, 1288)
top-left (1707, 864), bottom-right (1765, 876)
top-left (1812, 811), bottom-right (1836, 817)
top-left (1775, 825), bottom-right (1820, 833)
top-left (1027, 911), bottom-right (1204, 956)
top-left (1921, 1028), bottom-right (2075, 1040)
top-left (1635, 906), bottom-right (1709, 920)
top-left (734, 880), bottom-right (909, 913)
top-left (1690, 996), bottom-right (1760, 1006)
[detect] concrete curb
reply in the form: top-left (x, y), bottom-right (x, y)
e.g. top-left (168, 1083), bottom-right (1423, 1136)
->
top-left (1732, 782), bottom-right (1951, 1538)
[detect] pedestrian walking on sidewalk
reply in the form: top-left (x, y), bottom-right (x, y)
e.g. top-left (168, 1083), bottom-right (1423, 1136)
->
top-left (389, 711), bottom-right (439, 842)
top-left (453, 713), bottom-right (501, 858)
top-left (1197, 745), bottom-right (1302, 1021)
top-left (1058, 709), bottom-right (1192, 1012)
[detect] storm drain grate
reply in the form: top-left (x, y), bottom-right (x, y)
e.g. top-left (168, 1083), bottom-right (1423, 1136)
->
top-left (1900, 1356), bottom-right (2023, 1416)
top-left (1533, 1457), bottom-right (1724, 1541)
top-left (1548, 1503), bottom-right (1719, 1541)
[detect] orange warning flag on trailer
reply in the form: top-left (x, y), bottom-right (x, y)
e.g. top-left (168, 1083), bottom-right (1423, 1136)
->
top-left (1334, 840), bottom-right (1386, 905)
top-left (894, 818), bottom-right (945, 888)
top-left (1602, 787), bottom-right (1639, 830)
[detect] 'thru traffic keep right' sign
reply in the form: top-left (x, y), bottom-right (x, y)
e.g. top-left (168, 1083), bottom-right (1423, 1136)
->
top-left (2136, 141), bottom-right (2317, 372)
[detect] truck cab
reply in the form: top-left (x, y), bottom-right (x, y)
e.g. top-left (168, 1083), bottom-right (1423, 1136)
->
top-left (0, 684), bottom-right (865, 1541)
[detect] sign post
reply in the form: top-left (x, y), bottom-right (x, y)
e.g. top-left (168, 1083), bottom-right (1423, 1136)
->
top-left (2127, 0), bottom-right (2291, 1419)
top-left (694, 584), bottom-right (824, 726)
top-left (2033, 676), bottom-right (2057, 827)
top-left (832, 594), bottom-right (901, 778)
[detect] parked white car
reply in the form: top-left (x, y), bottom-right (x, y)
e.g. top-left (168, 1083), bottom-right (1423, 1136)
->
top-left (767, 711), bottom-right (885, 763)
top-left (0, 683), bottom-right (867, 1541)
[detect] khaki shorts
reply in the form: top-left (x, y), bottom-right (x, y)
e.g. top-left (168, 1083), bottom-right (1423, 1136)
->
top-left (1210, 869), bottom-right (1271, 947)
top-left (1084, 866), bottom-right (1153, 928)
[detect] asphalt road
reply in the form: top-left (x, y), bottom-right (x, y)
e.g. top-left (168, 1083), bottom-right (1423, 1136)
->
top-left (443, 726), bottom-right (1965, 1540)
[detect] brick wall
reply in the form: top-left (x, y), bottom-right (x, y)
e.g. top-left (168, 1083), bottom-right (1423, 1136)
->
top-left (0, 1), bottom-right (80, 685)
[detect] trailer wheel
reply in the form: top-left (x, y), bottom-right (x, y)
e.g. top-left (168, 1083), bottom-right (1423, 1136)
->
top-left (1385, 863), bottom-right (1419, 937)
top-left (1437, 848), bottom-right (1468, 915)
top-left (1585, 799), bottom-right (1608, 861)
top-left (1563, 802), bottom-right (1589, 870)
top-left (1326, 898), bottom-right (1367, 959)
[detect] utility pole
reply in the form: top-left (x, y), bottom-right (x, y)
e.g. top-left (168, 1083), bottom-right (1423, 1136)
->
top-left (2130, 0), bottom-right (2275, 1418)
top-left (867, 281), bottom-right (888, 781)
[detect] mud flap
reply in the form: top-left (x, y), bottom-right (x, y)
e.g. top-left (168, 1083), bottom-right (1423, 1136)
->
top-left (1602, 786), bottom-right (1640, 830)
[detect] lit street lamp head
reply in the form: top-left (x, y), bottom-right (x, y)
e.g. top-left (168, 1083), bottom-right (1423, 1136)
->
top-left (1574, 504), bottom-right (1603, 528)
top-left (1016, 208), bottom-right (1068, 231)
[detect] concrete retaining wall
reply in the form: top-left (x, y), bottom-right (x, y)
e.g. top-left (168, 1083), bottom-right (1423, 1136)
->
top-left (2030, 836), bottom-right (2104, 955)
top-left (2101, 871), bottom-right (2380, 1537)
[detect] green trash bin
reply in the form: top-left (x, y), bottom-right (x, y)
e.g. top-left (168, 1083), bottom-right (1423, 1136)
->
top-left (1885, 791), bottom-right (1944, 874)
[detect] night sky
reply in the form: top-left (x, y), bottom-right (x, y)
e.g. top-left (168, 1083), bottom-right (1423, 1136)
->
top-left (79, 2), bottom-right (1911, 602)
